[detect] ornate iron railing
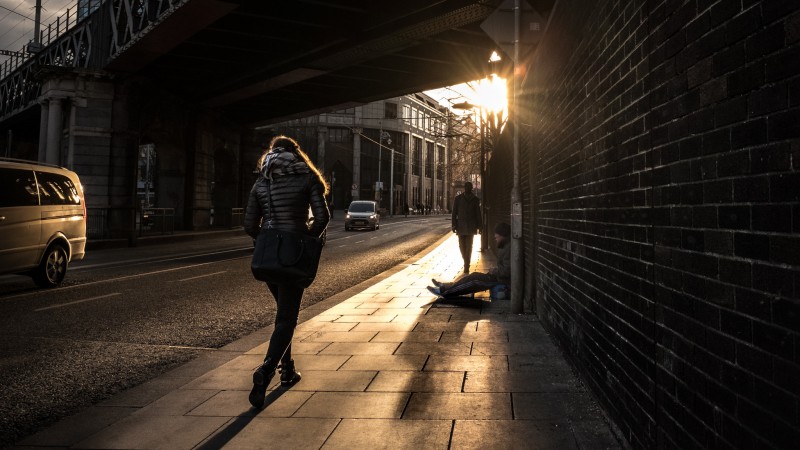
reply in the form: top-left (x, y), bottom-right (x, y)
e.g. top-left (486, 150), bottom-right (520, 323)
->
top-left (0, 20), bottom-right (96, 118)
top-left (0, 0), bottom-right (188, 120)
top-left (0, 0), bottom-right (102, 80)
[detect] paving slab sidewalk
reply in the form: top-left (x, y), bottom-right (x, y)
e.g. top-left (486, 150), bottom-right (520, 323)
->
top-left (15, 234), bottom-right (622, 450)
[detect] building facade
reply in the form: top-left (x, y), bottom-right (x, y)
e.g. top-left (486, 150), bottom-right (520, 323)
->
top-left (260, 93), bottom-right (454, 214)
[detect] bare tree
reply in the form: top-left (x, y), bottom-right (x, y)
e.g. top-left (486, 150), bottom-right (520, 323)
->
top-left (446, 114), bottom-right (481, 188)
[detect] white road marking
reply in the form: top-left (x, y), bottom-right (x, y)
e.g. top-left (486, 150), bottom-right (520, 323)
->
top-left (355, 240), bottom-right (365, 243)
top-left (176, 270), bottom-right (227, 282)
top-left (35, 292), bottom-right (121, 312)
top-left (3, 256), bottom-right (248, 300)
top-left (74, 247), bottom-right (253, 271)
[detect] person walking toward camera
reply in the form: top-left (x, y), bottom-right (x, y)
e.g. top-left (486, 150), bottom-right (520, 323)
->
top-left (243, 135), bottom-right (330, 409)
top-left (451, 181), bottom-right (481, 273)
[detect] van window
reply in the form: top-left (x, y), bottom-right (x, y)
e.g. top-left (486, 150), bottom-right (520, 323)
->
top-left (0, 168), bottom-right (39, 207)
top-left (36, 171), bottom-right (81, 206)
top-left (348, 202), bottom-right (374, 213)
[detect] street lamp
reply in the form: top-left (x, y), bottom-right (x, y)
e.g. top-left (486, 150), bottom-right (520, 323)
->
top-left (379, 130), bottom-right (394, 216)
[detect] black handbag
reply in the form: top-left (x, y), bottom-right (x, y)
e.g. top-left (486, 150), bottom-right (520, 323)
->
top-left (250, 179), bottom-right (323, 288)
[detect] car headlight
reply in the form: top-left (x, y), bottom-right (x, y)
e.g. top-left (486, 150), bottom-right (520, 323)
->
top-left (369, 214), bottom-right (376, 219)
top-left (346, 213), bottom-right (351, 219)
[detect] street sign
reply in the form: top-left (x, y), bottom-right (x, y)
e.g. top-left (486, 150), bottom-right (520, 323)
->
top-left (480, 0), bottom-right (544, 62)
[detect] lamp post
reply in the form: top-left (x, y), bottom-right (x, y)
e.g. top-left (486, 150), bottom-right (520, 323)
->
top-left (510, 0), bottom-right (523, 314)
top-left (390, 143), bottom-right (394, 216)
top-left (377, 125), bottom-right (383, 205)
top-left (379, 129), bottom-right (392, 214)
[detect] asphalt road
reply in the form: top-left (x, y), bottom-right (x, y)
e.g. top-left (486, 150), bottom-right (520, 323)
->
top-left (0, 214), bottom-right (451, 448)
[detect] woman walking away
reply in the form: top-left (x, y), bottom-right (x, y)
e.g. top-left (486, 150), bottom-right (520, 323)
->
top-left (243, 136), bottom-right (330, 409)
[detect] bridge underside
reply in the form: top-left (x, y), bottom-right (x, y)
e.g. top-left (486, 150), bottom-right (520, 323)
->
top-left (107, 0), bottom-right (529, 126)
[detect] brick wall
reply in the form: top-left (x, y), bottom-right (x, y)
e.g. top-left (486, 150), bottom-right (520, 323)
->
top-left (520, 0), bottom-right (800, 447)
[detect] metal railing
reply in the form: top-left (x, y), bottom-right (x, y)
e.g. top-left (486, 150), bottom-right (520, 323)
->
top-left (138, 207), bottom-right (174, 236)
top-left (230, 207), bottom-right (244, 228)
top-left (0, 0), bottom-right (103, 80)
top-left (86, 207), bottom-right (108, 239)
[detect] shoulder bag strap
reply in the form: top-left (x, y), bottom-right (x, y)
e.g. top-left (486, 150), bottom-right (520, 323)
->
top-left (265, 178), bottom-right (275, 229)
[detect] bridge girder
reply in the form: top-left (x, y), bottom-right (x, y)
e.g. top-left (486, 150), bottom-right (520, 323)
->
top-left (113, 0), bottom-right (519, 126)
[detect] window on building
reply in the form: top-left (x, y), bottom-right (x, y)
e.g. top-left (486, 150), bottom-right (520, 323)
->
top-left (412, 137), bottom-right (422, 176)
top-left (137, 143), bottom-right (157, 207)
top-left (425, 141), bottom-right (434, 179)
top-left (436, 145), bottom-right (445, 179)
top-left (402, 105), bottom-right (411, 125)
top-left (384, 102), bottom-right (398, 119)
top-left (392, 148), bottom-right (404, 180)
top-left (329, 128), bottom-right (351, 143)
top-left (394, 134), bottom-right (406, 177)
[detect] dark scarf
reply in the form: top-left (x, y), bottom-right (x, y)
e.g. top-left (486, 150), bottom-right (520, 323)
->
top-left (260, 147), bottom-right (310, 180)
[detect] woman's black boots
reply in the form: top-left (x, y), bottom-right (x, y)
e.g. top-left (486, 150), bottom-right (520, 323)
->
top-left (279, 358), bottom-right (301, 386)
top-left (248, 357), bottom-right (276, 409)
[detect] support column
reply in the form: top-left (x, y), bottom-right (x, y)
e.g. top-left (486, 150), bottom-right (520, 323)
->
top-left (45, 96), bottom-right (64, 165)
top-left (432, 145), bottom-right (437, 212)
top-left (67, 102), bottom-right (78, 169)
top-left (38, 100), bottom-right (49, 161)
top-left (419, 141), bottom-right (424, 205)
top-left (443, 139), bottom-right (449, 211)
top-left (317, 126), bottom-right (327, 175)
top-left (352, 131), bottom-right (361, 200)
top-left (406, 132), bottom-right (413, 207)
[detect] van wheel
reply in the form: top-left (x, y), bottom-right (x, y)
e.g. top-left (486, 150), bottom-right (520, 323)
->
top-left (33, 244), bottom-right (68, 288)
top-left (344, 225), bottom-right (350, 231)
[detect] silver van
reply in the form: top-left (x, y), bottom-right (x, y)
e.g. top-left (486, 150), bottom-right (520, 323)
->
top-left (344, 200), bottom-right (380, 231)
top-left (0, 158), bottom-right (86, 287)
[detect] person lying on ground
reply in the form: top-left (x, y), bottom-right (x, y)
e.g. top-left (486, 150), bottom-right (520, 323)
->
top-left (427, 222), bottom-right (511, 298)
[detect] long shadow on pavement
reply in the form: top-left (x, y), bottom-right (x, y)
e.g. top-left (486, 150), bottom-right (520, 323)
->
top-left (431, 296), bottom-right (488, 309)
top-left (195, 387), bottom-right (291, 450)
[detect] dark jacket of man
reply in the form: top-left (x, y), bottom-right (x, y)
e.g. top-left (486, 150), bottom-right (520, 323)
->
top-left (451, 191), bottom-right (481, 235)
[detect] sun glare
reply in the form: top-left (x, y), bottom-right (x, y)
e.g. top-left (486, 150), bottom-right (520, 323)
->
top-left (474, 74), bottom-right (507, 114)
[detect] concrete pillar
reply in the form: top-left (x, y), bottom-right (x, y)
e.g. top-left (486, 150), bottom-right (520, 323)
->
top-left (317, 126), bottom-right (327, 175)
top-left (352, 131), bottom-right (361, 200)
top-left (38, 100), bottom-right (49, 161)
top-left (432, 144), bottom-right (437, 211)
top-left (45, 96), bottom-right (64, 165)
top-left (419, 139), bottom-right (426, 208)
top-left (406, 132), bottom-right (413, 207)
top-left (67, 102), bottom-right (78, 169)
top-left (442, 141), bottom-right (451, 211)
